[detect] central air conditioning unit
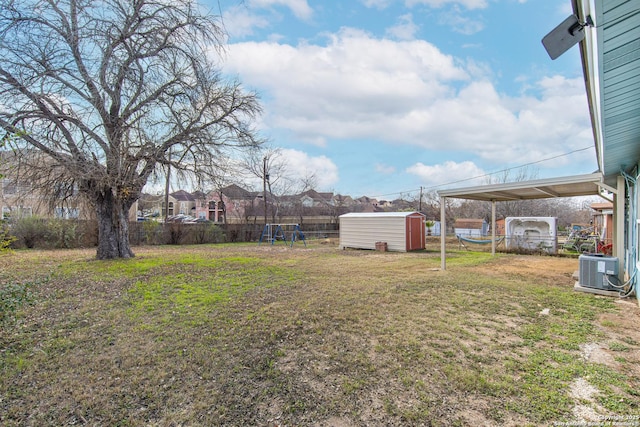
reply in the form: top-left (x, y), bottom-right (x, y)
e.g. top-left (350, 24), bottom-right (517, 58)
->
top-left (578, 254), bottom-right (618, 290)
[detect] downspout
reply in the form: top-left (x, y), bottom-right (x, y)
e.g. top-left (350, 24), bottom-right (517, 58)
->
top-left (615, 175), bottom-right (625, 281)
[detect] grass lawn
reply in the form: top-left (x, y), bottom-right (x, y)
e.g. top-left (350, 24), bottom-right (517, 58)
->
top-left (1, 241), bottom-right (639, 426)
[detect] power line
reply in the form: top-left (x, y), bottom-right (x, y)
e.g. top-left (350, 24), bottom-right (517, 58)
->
top-left (368, 146), bottom-right (594, 199)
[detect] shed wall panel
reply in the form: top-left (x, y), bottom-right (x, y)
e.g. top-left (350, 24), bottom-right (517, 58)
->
top-left (340, 217), bottom-right (407, 251)
top-left (339, 212), bottom-right (425, 252)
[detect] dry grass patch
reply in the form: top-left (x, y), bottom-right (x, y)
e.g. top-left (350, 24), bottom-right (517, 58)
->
top-left (1, 243), bottom-right (639, 426)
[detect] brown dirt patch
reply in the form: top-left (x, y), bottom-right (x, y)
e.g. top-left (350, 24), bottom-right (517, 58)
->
top-left (472, 254), bottom-right (579, 283)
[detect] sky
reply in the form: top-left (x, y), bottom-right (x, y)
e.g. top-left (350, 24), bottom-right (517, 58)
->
top-left (207, 0), bottom-right (598, 200)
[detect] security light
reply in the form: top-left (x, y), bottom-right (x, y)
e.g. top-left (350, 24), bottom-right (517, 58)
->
top-left (542, 14), bottom-right (593, 60)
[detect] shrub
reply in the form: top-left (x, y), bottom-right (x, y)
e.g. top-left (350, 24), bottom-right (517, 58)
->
top-left (166, 222), bottom-right (189, 245)
top-left (142, 220), bottom-right (163, 245)
top-left (47, 218), bottom-right (83, 248)
top-left (0, 222), bottom-right (16, 252)
top-left (79, 219), bottom-right (99, 247)
top-left (193, 222), bottom-right (225, 244)
top-left (10, 216), bottom-right (48, 248)
top-left (9, 217), bottom-right (88, 249)
top-left (209, 223), bottom-right (226, 243)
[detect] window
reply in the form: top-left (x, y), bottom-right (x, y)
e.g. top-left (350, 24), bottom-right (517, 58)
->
top-left (1, 206), bottom-right (32, 219)
top-left (1, 179), bottom-right (31, 195)
top-left (2, 179), bottom-right (18, 195)
top-left (55, 207), bottom-right (79, 219)
top-left (53, 182), bottom-right (78, 198)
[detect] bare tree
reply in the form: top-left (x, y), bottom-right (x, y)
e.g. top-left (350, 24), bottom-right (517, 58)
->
top-left (421, 190), bottom-right (441, 220)
top-left (0, 0), bottom-right (262, 259)
top-left (242, 147), bottom-right (300, 224)
top-left (486, 167), bottom-right (541, 219)
top-left (288, 172), bottom-right (318, 225)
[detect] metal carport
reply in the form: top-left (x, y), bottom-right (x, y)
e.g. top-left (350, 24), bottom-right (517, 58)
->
top-left (437, 172), bottom-right (613, 270)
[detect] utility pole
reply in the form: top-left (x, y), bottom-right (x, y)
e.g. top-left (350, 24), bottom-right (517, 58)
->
top-left (419, 186), bottom-right (423, 212)
top-left (263, 156), bottom-right (268, 229)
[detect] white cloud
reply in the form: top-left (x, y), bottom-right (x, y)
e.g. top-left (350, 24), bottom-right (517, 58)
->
top-left (360, 0), bottom-right (393, 9)
top-left (222, 5), bottom-right (271, 38)
top-left (279, 149), bottom-right (339, 189)
top-left (406, 0), bottom-right (488, 10)
top-left (224, 28), bottom-right (469, 133)
top-left (376, 163), bottom-right (396, 174)
top-left (249, 0), bottom-right (313, 20)
top-left (222, 29), bottom-right (592, 178)
top-left (406, 161), bottom-right (486, 187)
top-left (385, 14), bottom-right (420, 40)
top-left (221, 0), bottom-right (313, 39)
top-left (437, 6), bottom-right (485, 35)
top-left (362, 0), bottom-right (487, 10)
top-left (396, 77), bottom-right (591, 167)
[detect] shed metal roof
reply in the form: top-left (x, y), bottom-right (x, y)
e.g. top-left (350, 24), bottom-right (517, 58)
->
top-left (340, 212), bottom-right (423, 218)
top-left (437, 173), bottom-right (604, 202)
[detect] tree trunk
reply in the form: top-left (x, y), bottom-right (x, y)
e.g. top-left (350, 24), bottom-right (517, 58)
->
top-left (95, 190), bottom-right (135, 259)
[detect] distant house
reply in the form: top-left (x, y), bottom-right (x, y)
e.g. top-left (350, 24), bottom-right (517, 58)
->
top-left (278, 189), bottom-right (336, 214)
top-left (298, 189), bottom-right (335, 208)
top-left (453, 219), bottom-right (488, 238)
top-left (334, 194), bottom-right (353, 206)
top-left (590, 202), bottom-right (613, 246)
top-left (390, 199), bottom-right (415, 211)
top-left (142, 186), bottom-right (425, 226)
top-left (1, 152), bottom-right (137, 221)
top-left (354, 196), bottom-right (379, 213)
top-left (1, 176), bottom-right (46, 219)
top-left (137, 193), bottom-right (165, 219)
top-left (495, 218), bottom-right (505, 237)
top-left (168, 190), bottom-right (197, 218)
top-left (195, 184), bottom-right (258, 223)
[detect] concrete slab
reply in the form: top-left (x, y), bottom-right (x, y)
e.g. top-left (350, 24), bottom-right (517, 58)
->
top-left (573, 282), bottom-right (620, 297)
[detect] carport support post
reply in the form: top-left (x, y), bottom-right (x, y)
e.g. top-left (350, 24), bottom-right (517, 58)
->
top-left (440, 196), bottom-right (447, 270)
top-left (491, 200), bottom-right (496, 255)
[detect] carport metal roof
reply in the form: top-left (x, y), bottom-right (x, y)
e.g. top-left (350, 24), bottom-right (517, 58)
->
top-left (437, 172), bottom-right (608, 270)
top-left (437, 172), bottom-right (606, 202)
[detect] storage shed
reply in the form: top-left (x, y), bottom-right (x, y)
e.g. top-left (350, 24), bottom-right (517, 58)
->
top-left (339, 212), bottom-right (426, 252)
